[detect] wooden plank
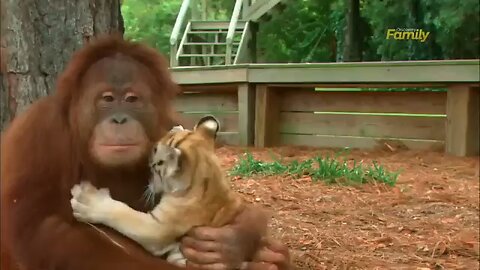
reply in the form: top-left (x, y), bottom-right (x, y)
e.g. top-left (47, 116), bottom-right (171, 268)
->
top-left (189, 21), bottom-right (247, 30)
top-left (176, 112), bottom-right (239, 132)
top-left (216, 132), bottom-right (239, 146)
top-left (174, 92), bottom-right (238, 112)
top-left (171, 68), bottom-right (248, 85)
top-left (179, 84), bottom-right (237, 91)
top-left (169, 60), bottom-right (480, 85)
top-left (280, 112), bottom-right (446, 141)
top-left (237, 83), bottom-right (255, 146)
top-left (170, 59), bottom-right (479, 71)
top-left (179, 83), bottom-right (239, 93)
top-left (446, 86), bottom-right (480, 156)
top-left (246, 59), bottom-right (480, 68)
top-left (280, 134), bottom-right (444, 151)
top-left (254, 85), bottom-right (280, 147)
top-left (246, 61), bottom-right (480, 84)
top-left (280, 90), bottom-right (447, 114)
top-left (249, 66), bottom-right (480, 84)
top-left (268, 83), bottom-right (450, 88)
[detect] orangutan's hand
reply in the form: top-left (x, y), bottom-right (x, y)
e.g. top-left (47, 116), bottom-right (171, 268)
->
top-left (243, 238), bottom-right (291, 270)
top-left (181, 206), bottom-right (268, 269)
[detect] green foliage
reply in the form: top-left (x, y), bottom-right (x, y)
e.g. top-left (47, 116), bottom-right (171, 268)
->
top-left (422, 0), bottom-right (480, 58)
top-left (121, 0), bottom-right (479, 61)
top-left (229, 152), bottom-right (400, 186)
top-left (258, 0), bottom-right (338, 62)
top-left (362, 0), bottom-right (479, 60)
top-left (122, 0), bottom-right (182, 55)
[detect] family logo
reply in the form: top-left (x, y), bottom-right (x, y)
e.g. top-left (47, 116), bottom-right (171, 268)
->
top-left (386, 28), bottom-right (430, 42)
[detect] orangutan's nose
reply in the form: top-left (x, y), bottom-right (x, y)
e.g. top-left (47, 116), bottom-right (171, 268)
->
top-left (111, 114), bottom-right (128, 125)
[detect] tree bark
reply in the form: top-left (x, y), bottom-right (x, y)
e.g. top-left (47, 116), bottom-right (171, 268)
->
top-left (1, 0), bottom-right (124, 130)
top-left (342, 0), bottom-right (362, 62)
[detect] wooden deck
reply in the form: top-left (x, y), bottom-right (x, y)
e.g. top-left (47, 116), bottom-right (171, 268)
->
top-left (169, 60), bottom-right (480, 156)
top-left (171, 60), bottom-right (479, 85)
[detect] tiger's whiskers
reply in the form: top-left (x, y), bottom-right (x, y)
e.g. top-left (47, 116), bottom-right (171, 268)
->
top-left (141, 185), bottom-right (156, 208)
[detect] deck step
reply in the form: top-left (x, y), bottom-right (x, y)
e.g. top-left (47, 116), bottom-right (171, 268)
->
top-left (187, 30), bottom-right (243, 35)
top-left (171, 0), bottom-right (288, 66)
top-left (190, 20), bottom-right (247, 30)
top-left (173, 18), bottom-right (249, 66)
top-left (183, 42), bottom-right (240, 46)
top-left (179, 53), bottom-right (228, 57)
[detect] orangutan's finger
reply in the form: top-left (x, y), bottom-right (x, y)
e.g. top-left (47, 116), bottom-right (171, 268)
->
top-left (252, 248), bottom-right (287, 263)
top-left (181, 247), bottom-right (222, 264)
top-left (182, 236), bottom-right (220, 252)
top-left (240, 262), bottom-right (278, 270)
top-left (187, 226), bottom-right (231, 241)
top-left (262, 238), bottom-right (290, 254)
top-left (186, 261), bottom-right (229, 270)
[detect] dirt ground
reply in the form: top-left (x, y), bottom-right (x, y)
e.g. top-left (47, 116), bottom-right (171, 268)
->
top-left (216, 146), bottom-right (480, 270)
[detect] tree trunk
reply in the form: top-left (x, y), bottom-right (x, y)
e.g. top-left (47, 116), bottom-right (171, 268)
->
top-left (1, 0), bottom-right (124, 130)
top-left (342, 0), bottom-right (362, 62)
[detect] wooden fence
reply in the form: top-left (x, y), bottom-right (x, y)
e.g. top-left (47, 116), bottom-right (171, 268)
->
top-left (170, 60), bottom-right (480, 156)
top-left (264, 88), bottom-right (447, 151)
top-left (174, 88), bottom-right (241, 145)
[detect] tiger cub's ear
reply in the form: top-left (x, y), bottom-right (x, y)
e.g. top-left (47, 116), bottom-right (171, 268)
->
top-left (169, 125), bottom-right (185, 133)
top-left (194, 115), bottom-right (220, 139)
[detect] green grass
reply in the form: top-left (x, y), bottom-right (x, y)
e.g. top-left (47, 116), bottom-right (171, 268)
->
top-left (229, 152), bottom-right (400, 186)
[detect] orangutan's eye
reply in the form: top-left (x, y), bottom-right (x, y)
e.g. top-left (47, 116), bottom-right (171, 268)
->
top-left (125, 93), bottom-right (138, 103)
top-left (102, 92), bottom-right (114, 102)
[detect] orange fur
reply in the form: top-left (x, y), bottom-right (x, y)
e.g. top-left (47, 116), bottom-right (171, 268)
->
top-left (1, 34), bottom-right (185, 270)
top-left (70, 116), bottom-right (246, 266)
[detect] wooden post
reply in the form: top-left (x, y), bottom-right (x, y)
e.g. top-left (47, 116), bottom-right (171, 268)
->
top-left (201, 0), bottom-right (208, 20)
top-left (249, 22), bottom-right (258, 63)
top-left (255, 85), bottom-right (280, 147)
top-left (190, 0), bottom-right (198, 20)
top-left (238, 83), bottom-right (255, 146)
top-left (242, 0), bottom-right (250, 19)
top-left (446, 86), bottom-right (479, 156)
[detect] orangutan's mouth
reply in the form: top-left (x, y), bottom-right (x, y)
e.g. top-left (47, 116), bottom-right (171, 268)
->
top-left (100, 144), bottom-right (140, 151)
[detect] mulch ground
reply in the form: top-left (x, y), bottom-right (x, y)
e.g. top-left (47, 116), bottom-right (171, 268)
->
top-left (216, 146), bottom-right (479, 270)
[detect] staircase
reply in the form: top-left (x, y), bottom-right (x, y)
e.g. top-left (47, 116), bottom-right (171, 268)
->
top-left (170, 0), bottom-right (287, 67)
top-left (176, 20), bottom-right (248, 66)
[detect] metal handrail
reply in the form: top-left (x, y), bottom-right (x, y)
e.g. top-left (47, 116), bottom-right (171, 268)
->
top-left (234, 21), bottom-right (250, 64)
top-left (225, 0), bottom-right (243, 65)
top-left (170, 0), bottom-right (191, 46)
top-left (176, 22), bottom-right (191, 60)
top-left (170, 0), bottom-right (190, 67)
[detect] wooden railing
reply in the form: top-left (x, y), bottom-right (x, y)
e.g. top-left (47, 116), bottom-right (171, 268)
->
top-left (175, 22), bottom-right (191, 62)
top-left (169, 0), bottom-right (284, 66)
top-left (225, 0), bottom-right (244, 65)
top-left (234, 21), bottom-right (251, 64)
top-left (170, 0), bottom-right (191, 67)
top-left (170, 60), bottom-right (480, 157)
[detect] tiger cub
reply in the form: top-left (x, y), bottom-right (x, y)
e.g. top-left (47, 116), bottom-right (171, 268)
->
top-left (70, 115), bottom-right (244, 266)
